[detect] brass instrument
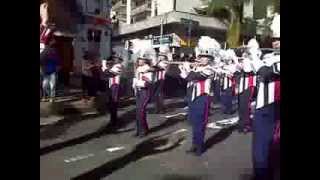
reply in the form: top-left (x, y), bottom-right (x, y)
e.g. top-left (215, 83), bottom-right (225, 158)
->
top-left (162, 61), bottom-right (207, 67)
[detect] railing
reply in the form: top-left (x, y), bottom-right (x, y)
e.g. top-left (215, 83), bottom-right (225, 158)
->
top-left (131, 2), bottom-right (151, 16)
top-left (112, 0), bottom-right (126, 10)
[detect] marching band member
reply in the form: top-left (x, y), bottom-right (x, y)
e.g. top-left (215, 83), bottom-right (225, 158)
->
top-left (178, 36), bottom-right (218, 156)
top-left (102, 55), bottom-right (124, 126)
top-left (220, 50), bottom-right (238, 115)
top-left (251, 14), bottom-right (280, 180)
top-left (132, 44), bottom-right (155, 137)
top-left (251, 50), bottom-right (280, 180)
top-left (237, 39), bottom-right (260, 133)
top-left (209, 53), bottom-right (222, 111)
top-left (151, 45), bottom-right (170, 113)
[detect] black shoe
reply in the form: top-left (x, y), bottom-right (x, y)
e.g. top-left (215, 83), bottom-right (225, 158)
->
top-left (132, 132), bottom-right (139, 137)
top-left (186, 146), bottom-right (204, 156)
top-left (186, 145), bottom-right (204, 156)
top-left (138, 132), bottom-right (148, 138)
top-left (186, 146), bottom-right (197, 154)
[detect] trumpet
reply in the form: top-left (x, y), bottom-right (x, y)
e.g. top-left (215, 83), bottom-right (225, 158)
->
top-left (162, 61), bottom-right (207, 67)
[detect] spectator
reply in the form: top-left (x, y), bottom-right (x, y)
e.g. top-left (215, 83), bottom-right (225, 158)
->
top-left (41, 47), bottom-right (60, 102)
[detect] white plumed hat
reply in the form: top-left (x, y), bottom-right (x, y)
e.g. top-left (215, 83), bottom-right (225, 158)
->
top-left (158, 44), bottom-right (170, 57)
top-left (195, 36), bottom-right (221, 58)
top-left (271, 14), bottom-right (280, 38)
top-left (247, 38), bottom-right (260, 49)
top-left (130, 39), bottom-right (156, 62)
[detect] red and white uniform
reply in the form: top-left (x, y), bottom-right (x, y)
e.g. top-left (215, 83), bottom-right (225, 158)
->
top-left (153, 61), bottom-right (168, 82)
top-left (255, 55), bottom-right (280, 109)
top-left (133, 64), bottom-right (153, 89)
top-left (191, 65), bottom-right (213, 101)
top-left (235, 58), bottom-right (257, 95)
top-left (108, 63), bottom-right (123, 88)
top-left (236, 73), bottom-right (257, 95)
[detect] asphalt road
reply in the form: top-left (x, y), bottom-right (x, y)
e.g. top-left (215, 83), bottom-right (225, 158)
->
top-left (40, 97), bottom-right (253, 180)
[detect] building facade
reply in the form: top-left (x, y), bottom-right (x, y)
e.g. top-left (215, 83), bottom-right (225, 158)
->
top-left (73, 0), bottom-right (113, 74)
top-left (111, 0), bottom-right (227, 58)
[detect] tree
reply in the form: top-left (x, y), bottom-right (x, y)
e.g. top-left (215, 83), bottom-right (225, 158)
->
top-left (196, 0), bottom-right (279, 48)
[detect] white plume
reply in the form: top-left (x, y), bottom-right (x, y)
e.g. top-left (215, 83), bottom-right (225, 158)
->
top-left (130, 39), bottom-right (156, 64)
top-left (247, 38), bottom-right (259, 49)
top-left (159, 44), bottom-right (170, 54)
top-left (195, 36), bottom-right (221, 58)
top-left (271, 14), bottom-right (280, 38)
top-left (198, 36), bottom-right (221, 50)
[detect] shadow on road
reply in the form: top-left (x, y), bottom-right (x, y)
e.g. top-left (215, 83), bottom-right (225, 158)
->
top-left (40, 113), bottom-right (102, 140)
top-left (204, 125), bottom-right (237, 152)
top-left (40, 98), bottom-right (187, 156)
top-left (71, 134), bottom-right (185, 180)
top-left (40, 108), bottom-right (137, 156)
top-left (148, 116), bottom-right (186, 135)
top-left (160, 174), bottom-right (207, 180)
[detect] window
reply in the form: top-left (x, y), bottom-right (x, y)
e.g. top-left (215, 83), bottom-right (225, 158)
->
top-left (93, 30), bottom-right (102, 42)
top-left (94, 8), bottom-right (100, 15)
top-left (87, 29), bottom-right (93, 41)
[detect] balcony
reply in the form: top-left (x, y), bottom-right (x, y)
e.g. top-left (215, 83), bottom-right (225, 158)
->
top-left (131, 2), bottom-right (151, 16)
top-left (112, 0), bottom-right (126, 10)
top-left (113, 11), bottom-right (228, 37)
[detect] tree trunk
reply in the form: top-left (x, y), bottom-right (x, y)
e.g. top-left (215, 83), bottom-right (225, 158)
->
top-left (227, 16), bottom-right (241, 48)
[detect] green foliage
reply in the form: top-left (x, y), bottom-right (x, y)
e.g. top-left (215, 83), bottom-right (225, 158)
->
top-left (201, 0), bottom-right (279, 47)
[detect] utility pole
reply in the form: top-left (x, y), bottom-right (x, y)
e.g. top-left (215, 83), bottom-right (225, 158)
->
top-left (160, 13), bottom-right (164, 45)
top-left (187, 13), bottom-right (192, 47)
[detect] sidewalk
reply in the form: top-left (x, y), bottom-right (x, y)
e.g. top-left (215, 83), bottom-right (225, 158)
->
top-left (40, 89), bottom-right (100, 126)
top-left (40, 89), bottom-right (135, 126)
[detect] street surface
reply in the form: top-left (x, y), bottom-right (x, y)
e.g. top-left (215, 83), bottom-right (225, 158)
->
top-left (40, 97), bottom-right (253, 180)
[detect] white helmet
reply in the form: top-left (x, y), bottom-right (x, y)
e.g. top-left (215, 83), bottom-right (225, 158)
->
top-left (158, 45), bottom-right (170, 57)
top-left (195, 36), bottom-right (221, 59)
top-left (247, 38), bottom-right (260, 49)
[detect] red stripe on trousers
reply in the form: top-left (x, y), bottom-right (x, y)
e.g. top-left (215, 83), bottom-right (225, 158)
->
top-left (231, 77), bottom-right (236, 96)
top-left (274, 80), bottom-right (280, 102)
top-left (248, 75), bottom-right (254, 87)
top-left (199, 81), bottom-right (205, 95)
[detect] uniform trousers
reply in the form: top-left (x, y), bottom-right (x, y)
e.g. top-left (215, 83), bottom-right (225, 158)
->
top-left (136, 88), bottom-right (151, 135)
top-left (253, 102), bottom-right (279, 180)
top-left (221, 87), bottom-right (233, 114)
top-left (188, 95), bottom-right (210, 153)
top-left (238, 87), bottom-right (255, 131)
top-left (213, 80), bottom-right (221, 103)
top-left (153, 80), bottom-right (165, 112)
top-left (108, 84), bottom-right (120, 124)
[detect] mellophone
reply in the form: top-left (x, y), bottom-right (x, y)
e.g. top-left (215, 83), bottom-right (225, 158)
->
top-left (134, 61), bottom-right (234, 77)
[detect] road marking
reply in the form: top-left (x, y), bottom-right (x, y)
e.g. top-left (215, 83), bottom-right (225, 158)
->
top-left (207, 122), bottom-right (223, 129)
top-left (216, 117), bottom-right (239, 125)
top-left (172, 128), bottom-right (188, 134)
top-left (164, 112), bottom-right (187, 119)
top-left (105, 146), bottom-right (125, 152)
top-left (64, 153), bottom-right (95, 163)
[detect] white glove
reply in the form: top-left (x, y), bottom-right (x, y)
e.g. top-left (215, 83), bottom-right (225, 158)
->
top-left (102, 60), bottom-right (107, 72)
top-left (132, 78), bottom-right (137, 89)
top-left (182, 62), bottom-right (191, 72)
top-left (136, 80), bottom-right (146, 87)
